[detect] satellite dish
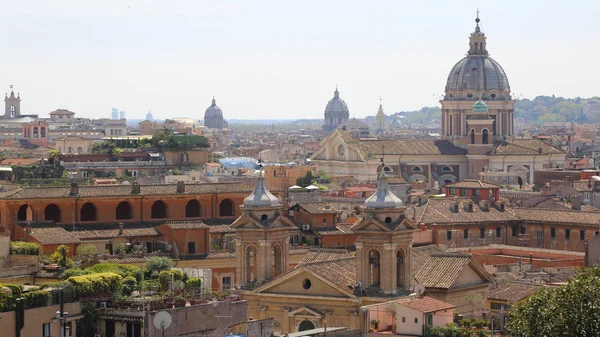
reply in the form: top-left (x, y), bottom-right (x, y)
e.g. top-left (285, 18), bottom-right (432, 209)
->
top-left (414, 284), bottom-right (425, 295)
top-left (153, 311), bottom-right (172, 330)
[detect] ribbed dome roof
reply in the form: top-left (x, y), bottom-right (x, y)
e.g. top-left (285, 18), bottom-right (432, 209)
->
top-left (444, 16), bottom-right (510, 99)
top-left (325, 88), bottom-right (349, 114)
top-left (205, 97), bottom-right (223, 118)
top-left (472, 99), bottom-right (489, 113)
top-left (243, 169), bottom-right (281, 207)
top-left (364, 166), bottom-right (403, 209)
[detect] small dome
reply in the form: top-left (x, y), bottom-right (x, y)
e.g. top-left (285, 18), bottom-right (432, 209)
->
top-left (364, 168), bottom-right (403, 208)
top-left (205, 97), bottom-right (223, 118)
top-left (325, 88), bottom-right (349, 114)
top-left (472, 99), bottom-right (489, 113)
top-left (243, 170), bottom-right (281, 207)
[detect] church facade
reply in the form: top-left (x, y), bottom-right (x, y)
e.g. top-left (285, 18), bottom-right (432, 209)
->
top-left (312, 17), bottom-right (566, 186)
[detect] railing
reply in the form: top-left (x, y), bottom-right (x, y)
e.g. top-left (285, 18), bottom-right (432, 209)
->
top-left (61, 161), bottom-right (166, 168)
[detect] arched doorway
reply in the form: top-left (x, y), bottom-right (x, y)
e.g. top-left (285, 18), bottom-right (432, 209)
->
top-left (246, 245), bottom-right (257, 283)
top-left (116, 201), bottom-right (133, 220)
top-left (482, 129), bottom-right (489, 144)
top-left (368, 250), bottom-right (381, 288)
top-left (396, 248), bottom-right (406, 289)
top-left (299, 320), bottom-right (315, 332)
top-left (44, 204), bottom-right (61, 222)
top-left (80, 203), bottom-right (97, 221)
top-left (17, 205), bottom-right (33, 221)
top-left (272, 244), bottom-right (283, 278)
top-left (151, 201), bottom-right (167, 219)
top-left (185, 200), bottom-right (201, 218)
top-left (219, 199), bottom-right (234, 216)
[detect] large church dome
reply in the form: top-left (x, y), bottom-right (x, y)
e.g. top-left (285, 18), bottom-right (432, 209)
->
top-left (325, 88), bottom-right (349, 114)
top-left (205, 97), bottom-right (223, 118)
top-left (444, 17), bottom-right (510, 101)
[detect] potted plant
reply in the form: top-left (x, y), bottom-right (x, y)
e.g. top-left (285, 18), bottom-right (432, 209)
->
top-left (370, 319), bottom-right (380, 332)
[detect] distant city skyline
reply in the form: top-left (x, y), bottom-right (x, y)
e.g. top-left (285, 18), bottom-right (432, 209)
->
top-left (0, 0), bottom-right (598, 120)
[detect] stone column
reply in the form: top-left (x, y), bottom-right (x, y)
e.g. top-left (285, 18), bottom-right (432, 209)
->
top-left (354, 242), bottom-right (365, 286)
top-left (235, 238), bottom-right (243, 287)
top-left (383, 243), bottom-right (397, 294)
top-left (259, 239), bottom-right (271, 282)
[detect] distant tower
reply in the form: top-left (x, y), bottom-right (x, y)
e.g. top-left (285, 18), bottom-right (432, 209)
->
top-left (204, 97), bottom-right (226, 129)
top-left (119, 111), bottom-right (126, 119)
top-left (4, 86), bottom-right (21, 119)
top-left (323, 87), bottom-right (349, 131)
top-left (375, 98), bottom-right (386, 134)
top-left (111, 108), bottom-right (119, 120)
top-left (146, 110), bottom-right (154, 121)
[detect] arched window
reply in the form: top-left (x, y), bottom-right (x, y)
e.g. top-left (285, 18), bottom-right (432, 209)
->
top-left (40, 127), bottom-right (46, 138)
top-left (411, 166), bottom-right (422, 172)
top-left (246, 245), bottom-right (257, 283)
top-left (368, 250), bottom-right (381, 288)
top-left (182, 153), bottom-right (189, 162)
top-left (219, 199), bottom-right (234, 217)
top-left (470, 129), bottom-right (475, 144)
top-left (44, 204), bottom-right (61, 222)
top-left (482, 129), bottom-right (489, 144)
top-left (116, 201), bottom-right (133, 220)
top-left (449, 114), bottom-right (453, 135)
top-left (68, 147), bottom-right (73, 154)
top-left (272, 244), bottom-right (283, 278)
top-left (77, 147), bottom-right (83, 154)
top-left (17, 205), bottom-right (33, 221)
top-left (442, 166), bottom-right (453, 172)
top-left (299, 321), bottom-right (316, 332)
top-left (33, 127), bottom-right (38, 138)
top-left (397, 249), bottom-right (406, 288)
top-left (80, 202), bottom-right (97, 221)
top-left (151, 200), bottom-right (167, 219)
top-left (185, 200), bottom-right (201, 218)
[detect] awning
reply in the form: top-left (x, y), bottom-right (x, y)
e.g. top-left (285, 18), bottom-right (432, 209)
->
top-left (305, 185), bottom-right (319, 190)
top-left (0, 166), bottom-right (12, 172)
top-left (148, 153), bottom-right (161, 157)
top-left (289, 185), bottom-right (304, 190)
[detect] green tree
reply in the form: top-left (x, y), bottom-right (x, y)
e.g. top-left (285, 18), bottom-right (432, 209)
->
top-left (505, 266), bottom-right (600, 337)
top-left (75, 244), bottom-right (97, 267)
top-left (145, 256), bottom-right (173, 274)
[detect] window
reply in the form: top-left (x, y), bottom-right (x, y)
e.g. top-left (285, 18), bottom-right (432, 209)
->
top-left (411, 166), bottom-right (422, 172)
top-left (323, 217), bottom-right (327, 224)
top-left (187, 242), bottom-right (196, 254)
top-left (290, 235), bottom-right (299, 245)
top-left (580, 230), bottom-right (586, 241)
top-left (491, 302), bottom-right (508, 310)
top-left (464, 229), bottom-right (469, 239)
top-left (447, 230), bottom-right (452, 240)
top-left (474, 189), bottom-right (480, 196)
top-left (480, 228), bottom-right (485, 239)
top-left (521, 226), bottom-right (526, 235)
top-left (512, 226), bottom-right (517, 237)
top-left (536, 231), bottom-right (543, 246)
top-left (402, 317), bottom-right (406, 323)
top-left (551, 228), bottom-right (556, 239)
top-left (565, 228), bottom-right (571, 240)
top-left (450, 187), bottom-right (456, 195)
top-left (496, 227), bottom-right (502, 238)
top-left (212, 239), bottom-right (220, 249)
top-left (43, 323), bottom-right (51, 337)
top-left (414, 318), bottom-right (418, 324)
top-left (596, 231), bottom-right (600, 236)
top-left (222, 277), bottom-right (232, 290)
top-left (460, 188), bottom-right (468, 196)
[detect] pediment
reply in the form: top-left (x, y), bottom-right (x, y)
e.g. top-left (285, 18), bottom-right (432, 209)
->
top-left (230, 216), bottom-right (265, 230)
top-left (253, 269), bottom-right (355, 299)
top-left (351, 218), bottom-right (391, 232)
top-left (288, 306), bottom-right (323, 318)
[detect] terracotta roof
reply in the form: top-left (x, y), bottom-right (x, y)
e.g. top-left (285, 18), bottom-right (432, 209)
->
top-left (488, 282), bottom-right (544, 302)
top-left (303, 257), bottom-right (356, 291)
top-left (417, 198), bottom-right (518, 224)
top-left (443, 179), bottom-right (502, 189)
top-left (396, 296), bottom-right (456, 313)
top-left (355, 138), bottom-right (467, 156)
top-left (208, 224), bottom-right (234, 233)
top-left (513, 208), bottom-right (600, 226)
top-left (456, 244), bottom-right (585, 257)
top-left (0, 158), bottom-right (42, 166)
top-left (293, 202), bottom-right (338, 215)
top-left (2, 182), bottom-right (256, 200)
top-left (162, 220), bottom-right (208, 230)
top-left (415, 252), bottom-right (490, 289)
top-left (491, 139), bottom-right (564, 156)
top-left (313, 227), bottom-right (345, 236)
top-left (296, 248), bottom-right (351, 267)
top-left (24, 224), bottom-right (81, 245)
top-left (411, 245), bottom-right (447, 276)
top-left (72, 223), bottom-right (159, 240)
top-left (205, 251), bottom-right (236, 259)
top-left (289, 246), bottom-right (310, 255)
top-left (573, 180), bottom-right (592, 192)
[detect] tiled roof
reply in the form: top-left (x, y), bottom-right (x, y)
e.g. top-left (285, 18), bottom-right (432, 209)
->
top-left (205, 251), bottom-right (236, 259)
top-left (457, 244), bottom-right (585, 257)
top-left (417, 198), bottom-right (518, 224)
top-left (98, 256), bottom-right (149, 264)
top-left (488, 282), bottom-right (544, 302)
top-left (35, 269), bottom-right (64, 279)
top-left (21, 224), bottom-right (81, 245)
top-left (355, 138), bottom-right (467, 156)
top-left (415, 252), bottom-right (488, 289)
top-left (293, 202), bottom-right (338, 215)
top-left (163, 220), bottom-right (208, 230)
top-left (0, 158), bottom-right (42, 166)
top-left (513, 208), bottom-right (600, 226)
top-left (396, 296), bottom-right (456, 313)
top-left (491, 139), bottom-right (564, 156)
top-left (208, 224), bottom-right (234, 233)
top-left (2, 182), bottom-right (256, 200)
top-left (72, 223), bottom-right (159, 239)
top-left (289, 246), bottom-right (310, 255)
top-left (303, 257), bottom-right (356, 291)
top-left (411, 245), bottom-right (447, 276)
top-left (443, 179), bottom-right (502, 189)
top-left (296, 248), bottom-right (351, 267)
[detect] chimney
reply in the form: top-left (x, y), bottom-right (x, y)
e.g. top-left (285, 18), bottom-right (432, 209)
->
top-left (69, 182), bottom-right (78, 196)
top-left (118, 222), bottom-right (124, 236)
top-left (177, 181), bottom-right (186, 193)
top-left (131, 182), bottom-right (141, 195)
top-left (571, 194), bottom-right (581, 210)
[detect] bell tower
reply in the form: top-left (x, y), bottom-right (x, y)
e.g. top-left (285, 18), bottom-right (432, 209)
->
top-left (231, 162), bottom-right (296, 288)
top-left (352, 159), bottom-right (417, 295)
top-left (4, 86), bottom-right (21, 119)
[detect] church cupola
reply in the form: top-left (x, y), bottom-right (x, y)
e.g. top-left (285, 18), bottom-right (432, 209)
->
top-left (472, 98), bottom-right (489, 113)
top-left (363, 160), bottom-right (403, 209)
top-left (243, 162), bottom-right (281, 208)
top-left (468, 11), bottom-right (488, 56)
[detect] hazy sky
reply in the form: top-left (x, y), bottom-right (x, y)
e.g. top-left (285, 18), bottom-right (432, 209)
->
top-left (0, 0), bottom-right (598, 120)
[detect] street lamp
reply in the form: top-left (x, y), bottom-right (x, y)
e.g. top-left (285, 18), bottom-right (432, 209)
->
top-left (55, 310), bottom-right (69, 337)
